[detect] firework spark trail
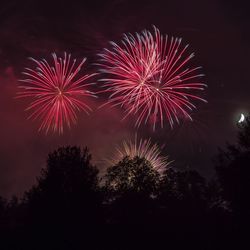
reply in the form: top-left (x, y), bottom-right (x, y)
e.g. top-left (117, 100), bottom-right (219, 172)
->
top-left (107, 136), bottom-right (171, 174)
top-left (18, 52), bottom-right (97, 134)
top-left (98, 26), bottom-right (207, 130)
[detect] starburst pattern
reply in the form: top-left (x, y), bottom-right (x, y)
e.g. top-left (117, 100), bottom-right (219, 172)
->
top-left (98, 26), bottom-right (207, 130)
top-left (18, 52), bottom-right (97, 134)
top-left (108, 136), bottom-right (171, 174)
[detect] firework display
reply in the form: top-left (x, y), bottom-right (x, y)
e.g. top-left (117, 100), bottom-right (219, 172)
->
top-left (18, 53), bottom-right (96, 134)
top-left (107, 136), bottom-right (171, 174)
top-left (98, 26), bottom-right (207, 130)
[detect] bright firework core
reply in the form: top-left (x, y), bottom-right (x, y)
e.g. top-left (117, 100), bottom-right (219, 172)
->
top-left (18, 53), bottom-right (97, 134)
top-left (99, 26), bottom-right (207, 130)
top-left (56, 87), bottom-right (63, 96)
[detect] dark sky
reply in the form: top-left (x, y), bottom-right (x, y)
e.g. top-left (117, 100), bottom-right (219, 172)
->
top-left (0, 0), bottom-right (250, 198)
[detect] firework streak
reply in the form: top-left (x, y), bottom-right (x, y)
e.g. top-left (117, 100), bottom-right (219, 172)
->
top-left (107, 136), bottom-right (171, 174)
top-left (18, 53), bottom-right (96, 134)
top-left (98, 26), bottom-right (207, 130)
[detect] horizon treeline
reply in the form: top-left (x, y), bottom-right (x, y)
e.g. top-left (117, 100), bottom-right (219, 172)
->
top-left (1, 118), bottom-right (250, 249)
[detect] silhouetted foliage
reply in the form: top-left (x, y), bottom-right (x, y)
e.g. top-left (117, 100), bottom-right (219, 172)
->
top-left (152, 169), bottom-right (210, 244)
top-left (0, 196), bottom-right (6, 213)
top-left (213, 116), bottom-right (250, 247)
top-left (25, 146), bottom-right (99, 200)
top-left (21, 146), bottom-right (102, 249)
top-left (159, 168), bottom-right (207, 203)
top-left (0, 196), bottom-right (6, 229)
top-left (215, 117), bottom-right (250, 217)
top-left (105, 156), bottom-right (160, 198)
top-left (104, 156), bottom-right (160, 226)
top-left (0, 196), bottom-right (7, 247)
top-left (2, 129), bottom-right (249, 249)
top-left (238, 115), bottom-right (250, 149)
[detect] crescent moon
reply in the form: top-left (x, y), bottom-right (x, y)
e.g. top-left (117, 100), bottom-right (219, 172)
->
top-left (238, 113), bottom-right (245, 123)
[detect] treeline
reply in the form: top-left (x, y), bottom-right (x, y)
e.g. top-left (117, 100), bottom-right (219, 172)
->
top-left (1, 119), bottom-right (250, 249)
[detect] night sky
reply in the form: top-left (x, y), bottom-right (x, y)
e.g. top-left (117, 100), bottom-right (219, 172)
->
top-left (0, 0), bottom-right (249, 198)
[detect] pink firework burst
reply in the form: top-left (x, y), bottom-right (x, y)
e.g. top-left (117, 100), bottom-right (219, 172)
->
top-left (18, 52), bottom-right (97, 134)
top-left (98, 26), bottom-right (207, 130)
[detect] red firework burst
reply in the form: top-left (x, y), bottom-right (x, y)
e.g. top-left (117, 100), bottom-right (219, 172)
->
top-left (18, 52), bottom-right (96, 134)
top-left (98, 26), bottom-right (207, 130)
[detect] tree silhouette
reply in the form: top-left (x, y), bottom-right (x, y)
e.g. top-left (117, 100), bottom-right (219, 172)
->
top-left (0, 196), bottom-right (6, 214)
top-left (22, 146), bottom-right (102, 249)
top-left (154, 168), bottom-right (211, 245)
top-left (215, 116), bottom-right (250, 215)
top-left (0, 134), bottom-right (245, 249)
top-left (105, 156), bottom-right (160, 197)
top-left (159, 168), bottom-right (207, 206)
top-left (238, 115), bottom-right (250, 149)
top-left (0, 196), bottom-right (6, 231)
top-left (215, 115), bottom-right (250, 247)
top-left (104, 156), bottom-right (160, 225)
top-left (0, 196), bottom-right (7, 247)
